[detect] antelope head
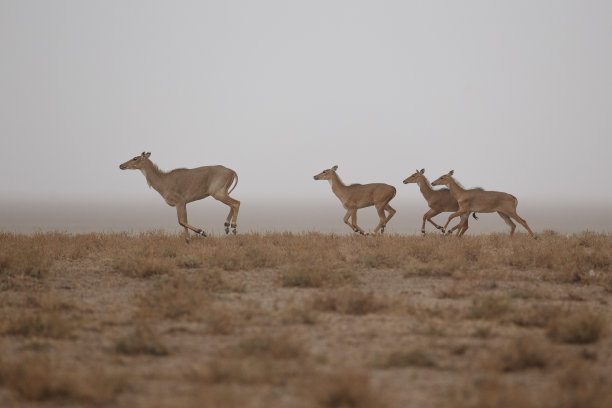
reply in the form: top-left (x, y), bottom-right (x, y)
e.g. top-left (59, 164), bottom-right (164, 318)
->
top-left (119, 152), bottom-right (151, 170)
top-left (313, 165), bottom-right (338, 181)
top-left (403, 169), bottom-right (425, 184)
top-left (431, 170), bottom-right (454, 186)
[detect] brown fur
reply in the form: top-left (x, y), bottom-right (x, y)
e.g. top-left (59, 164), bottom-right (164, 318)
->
top-left (431, 170), bottom-right (535, 238)
top-left (403, 169), bottom-right (471, 235)
top-left (314, 165), bottom-right (396, 234)
top-left (119, 152), bottom-right (240, 241)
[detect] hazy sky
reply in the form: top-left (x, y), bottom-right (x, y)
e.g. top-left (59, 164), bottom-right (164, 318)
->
top-left (1, 1), bottom-right (611, 205)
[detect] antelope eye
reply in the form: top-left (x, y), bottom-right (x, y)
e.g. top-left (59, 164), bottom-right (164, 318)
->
top-left (133, 158), bottom-right (138, 161)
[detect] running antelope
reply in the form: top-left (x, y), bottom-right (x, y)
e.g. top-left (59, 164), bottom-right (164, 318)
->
top-left (313, 165), bottom-right (396, 234)
top-left (403, 169), bottom-right (476, 235)
top-left (431, 170), bottom-right (536, 238)
top-left (119, 152), bottom-right (240, 242)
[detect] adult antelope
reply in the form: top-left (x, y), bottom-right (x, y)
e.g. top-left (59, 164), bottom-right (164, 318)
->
top-left (431, 170), bottom-right (535, 238)
top-left (313, 165), bottom-right (396, 234)
top-left (403, 169), bottom-right (476, 235)
top-left (119, 152), bottom-right (240, 242)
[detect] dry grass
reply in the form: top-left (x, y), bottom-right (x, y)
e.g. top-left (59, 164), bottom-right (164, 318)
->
top-left (468, 294), bottom-right (513, 320)
top-left (112, 254), bottom-right (174, 278)
top-left (135, 274), bottom-right (212, 320)
top-left (495, 335), bottom-right (550, 371)
top-left (378, 347), bottom-right (437, 368)
top-left (547, 309), bottom-right (606, 344)
top-left (1, 311), bottom-right (73, 339)
top-left (0, 231), bottom-right (611, 408)
top-left (0, 355), bottom-right (124, 403)
top-left (232, 332), bottom-right (305, 360)
top-left (114, 324), bottom-right (169, 356)
top-left (311, 288), bottom-right (387, 315)
top-left (307, 371), bottom-right (388, 408)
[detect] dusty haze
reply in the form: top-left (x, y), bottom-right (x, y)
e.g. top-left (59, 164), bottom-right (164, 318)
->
top-left (1, 1), bottom-right (612, 209)
top-left (1, 199), bottom-right (611, 235)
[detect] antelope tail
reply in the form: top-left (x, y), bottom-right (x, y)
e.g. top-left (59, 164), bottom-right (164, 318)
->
top-left (228, 171), bottom-right (238, 194)
top-left (472, 212), bottom-right (479, 220)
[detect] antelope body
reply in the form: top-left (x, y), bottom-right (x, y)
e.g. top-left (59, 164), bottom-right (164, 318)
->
top-left (314, 165), bottom-right (396, 234)
top-left (403, 169), bottom-right (476, 235)
top-left (431, 170), bottom-right (535, 238)
top-left (119, 152), bottom-right (240, 241)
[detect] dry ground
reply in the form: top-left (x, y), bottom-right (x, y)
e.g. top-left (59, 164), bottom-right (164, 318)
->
top-left (1, 231), bottom-right (611, 408)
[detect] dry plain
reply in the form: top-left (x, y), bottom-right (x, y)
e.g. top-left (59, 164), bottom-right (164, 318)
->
top-left (1, 231), bottom-right (611, 408)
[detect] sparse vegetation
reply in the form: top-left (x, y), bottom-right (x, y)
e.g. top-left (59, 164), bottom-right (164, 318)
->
top-left (115, 325), bottom-right (169, 356)
top-left (496, 335), bottom-right (550, 371)
top-left (547, 309), bottom-right (606, 344)
top-left (2, 311), bottom-right (73, 339)
top-left (379, 348), bottom-right (437, 368)
top-left (312, 288), bottom-right (386, 315)
top-left (0, 231), bottom-right (611, 408)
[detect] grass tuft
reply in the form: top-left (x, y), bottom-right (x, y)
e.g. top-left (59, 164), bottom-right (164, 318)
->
top-left (547, 310), bottom-right (605, 344)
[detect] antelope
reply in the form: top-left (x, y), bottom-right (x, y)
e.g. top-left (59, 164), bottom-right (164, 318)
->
top-left (119, 152), bottom-right (240, 242)
top-left (313, 165), bottom-right (396, 234)
top-left (431, 170), bottom-right (536, 238)
top-left (403, 169), bottom-right (477, 235)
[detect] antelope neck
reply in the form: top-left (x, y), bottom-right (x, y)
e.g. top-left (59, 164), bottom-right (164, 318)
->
top-left (141, 159), bottom-right (167, 191)
top-left (447, 177), bottom-right (465, 197)
top-left (416, 177), bottom-right (435, 200)
top-left (329, 172), bottom-right (349, 197)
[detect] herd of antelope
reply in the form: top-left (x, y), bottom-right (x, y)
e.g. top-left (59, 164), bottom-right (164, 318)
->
top-left (120, 152), bottom-right (535, 242)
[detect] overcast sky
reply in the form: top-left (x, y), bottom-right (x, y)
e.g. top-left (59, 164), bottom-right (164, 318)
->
top-left (1, 1), bottom-right (611, 206)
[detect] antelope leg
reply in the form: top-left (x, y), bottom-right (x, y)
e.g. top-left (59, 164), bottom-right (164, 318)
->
top-left (350, 209), bottom-right (366, 235)
top-left (374, 205), bottom-right (387, 233)
top-left (176, 203), bottom-right (206, 241)
top-left (507, 211), bottom-right (535, 238)
top-left (422, 209), bottom-right (442, 234)
top-left (213, 193), bottom-right (240, 235)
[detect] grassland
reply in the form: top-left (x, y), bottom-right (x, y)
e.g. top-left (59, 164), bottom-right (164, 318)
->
top-left (0, 231), bottom-right (611, 407)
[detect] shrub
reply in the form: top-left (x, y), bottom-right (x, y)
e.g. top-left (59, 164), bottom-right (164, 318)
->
top-left (115, 325), bottom-right (168, 356)
top-left (309, 371), bottom-right (386, 408)
top-left (312, 288), bottom-right (385, 315)
top-left (0, 356), bottom-right (124, 403)
top-left (112, 255), bottom-right (173, 278)
top-left (547, 310), bottom-right (605, 344)
top-left (469, 295), bottom-right (512, 320)
top-left (497, 336), bottom-right (549, 371)
top-left (2, 312), bottom-right (72, 339)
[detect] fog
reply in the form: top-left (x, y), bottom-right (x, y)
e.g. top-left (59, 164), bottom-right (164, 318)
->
top-left (1, 1), bottom-right (611, 232)
top-left (1, 198), bottom-right (611, 235)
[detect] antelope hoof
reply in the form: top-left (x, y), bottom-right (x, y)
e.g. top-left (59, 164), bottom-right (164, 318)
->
top-left (380, 227), bottom-right (385, 234)
top-left (197, 229), bottom-right (207, 237)
top-left (232, 229), bottom-right (237, 235)
top-left (225, 227), bottom-right (230, 234)
top-left (437, 226), bottom-right (444, 231)
top-left (421, 230), bottom-right (426, 235)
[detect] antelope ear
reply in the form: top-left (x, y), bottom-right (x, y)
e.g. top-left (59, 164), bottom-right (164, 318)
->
top-left (141, 152), bottom-right (146, 156)
top-left (145, 152), bottom-right (151, 158)
top-left (449, 170), bottom-right (454, 176)
top-left (332, 165), bottom-right (338, 171)
top-left (420, 169), bottom-right (425, 174)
